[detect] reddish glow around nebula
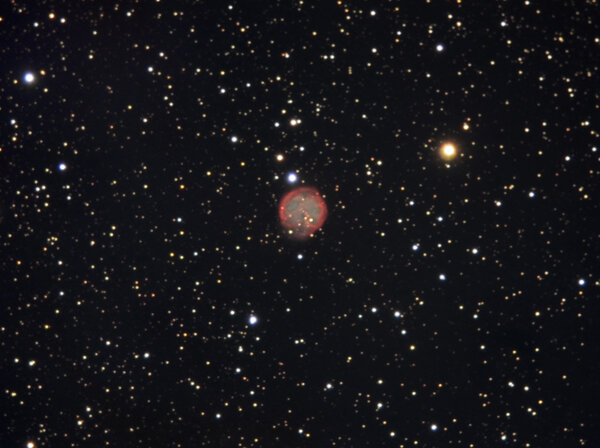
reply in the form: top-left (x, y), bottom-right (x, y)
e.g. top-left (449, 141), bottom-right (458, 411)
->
top-left (278, 187), bottom-right (327, 239)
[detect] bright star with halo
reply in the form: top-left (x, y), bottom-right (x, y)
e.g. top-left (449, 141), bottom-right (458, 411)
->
top-left (440, 142), bottom-right (458, 160)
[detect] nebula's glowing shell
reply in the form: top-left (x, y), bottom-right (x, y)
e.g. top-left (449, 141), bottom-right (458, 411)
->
top-left (278, 187), bottom-right (327, 239)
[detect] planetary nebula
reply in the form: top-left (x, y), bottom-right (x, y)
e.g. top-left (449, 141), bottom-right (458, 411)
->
top-left (278, 186), bottom-right (327, 239)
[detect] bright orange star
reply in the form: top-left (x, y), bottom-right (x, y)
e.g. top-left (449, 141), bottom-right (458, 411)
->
top-left (440, 142), bottom-right (458, 160)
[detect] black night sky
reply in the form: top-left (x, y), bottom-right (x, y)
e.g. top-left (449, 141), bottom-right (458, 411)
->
top-left (1, 1), bottom-right (599, 447)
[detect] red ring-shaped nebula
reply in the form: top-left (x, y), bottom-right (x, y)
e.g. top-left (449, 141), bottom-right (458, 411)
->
top-left (278, 186), bottom-right (327, 239)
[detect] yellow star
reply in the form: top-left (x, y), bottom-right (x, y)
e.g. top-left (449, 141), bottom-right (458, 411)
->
top-left (440, 142), bottom-right (458, 160)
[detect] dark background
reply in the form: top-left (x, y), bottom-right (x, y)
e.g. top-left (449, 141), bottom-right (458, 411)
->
top-left (1, 1), bottom-right (599, 447)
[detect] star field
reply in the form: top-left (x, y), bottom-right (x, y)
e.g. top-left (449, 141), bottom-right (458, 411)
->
top-left (1, 1), bottom-right (599, 447)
